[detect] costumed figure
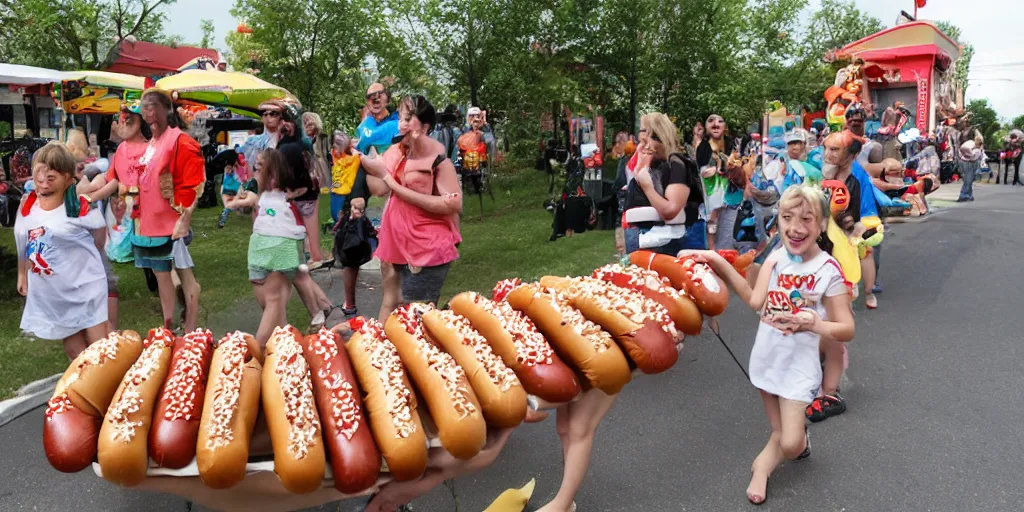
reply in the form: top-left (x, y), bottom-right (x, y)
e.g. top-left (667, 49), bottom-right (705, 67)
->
top-left (696, 114), bottom-right (742, 250)
top-left (824, 59), bottom-right (865, 127)
top-left (819, 180), bottom-right (862, 290)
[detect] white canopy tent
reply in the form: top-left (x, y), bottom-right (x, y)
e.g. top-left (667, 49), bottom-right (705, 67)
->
top-left (0, 63), bottom-right (71, 86)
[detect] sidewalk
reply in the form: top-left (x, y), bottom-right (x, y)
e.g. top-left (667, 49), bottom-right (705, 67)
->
top-left (207, 264), bottom-right (384, 336)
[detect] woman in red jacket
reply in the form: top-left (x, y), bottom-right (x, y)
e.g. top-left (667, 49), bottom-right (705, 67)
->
top-left (134, 88), bottom-right (206, 331)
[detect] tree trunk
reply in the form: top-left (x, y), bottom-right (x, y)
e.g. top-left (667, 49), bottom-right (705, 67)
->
top-left (628, 56), bottom-right (637, 135)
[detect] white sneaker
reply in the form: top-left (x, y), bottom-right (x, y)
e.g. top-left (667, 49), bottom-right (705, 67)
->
top-left (310, 311), bottom-right (326, 328)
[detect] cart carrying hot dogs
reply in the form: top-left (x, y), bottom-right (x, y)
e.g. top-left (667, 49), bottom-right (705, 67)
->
top-left (42, 259), bottom-right (734, 511)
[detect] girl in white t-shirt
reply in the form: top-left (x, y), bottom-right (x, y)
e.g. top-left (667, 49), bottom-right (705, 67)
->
top-left (15, 142), bottom-right (108, 359)
top-left (679, 184), bottom-right (854, 506)
top-left (231, 149), bottom-right (307, 347)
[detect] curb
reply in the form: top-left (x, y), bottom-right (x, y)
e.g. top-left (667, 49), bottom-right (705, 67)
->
top-left (0, 373), bottom-right (61, 428)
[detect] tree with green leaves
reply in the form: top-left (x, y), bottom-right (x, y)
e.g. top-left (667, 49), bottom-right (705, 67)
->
top-left (967, 98), bottom-right (1001, 149)
top-left (934, 21), bottom-right (972, 99)
top-left (198, 19), bottom-right (216, 49)
top-left (1009, 114), bottom-right (1024, 131)
top-left (0, 0), bottom-right (173, 70)
top-left (227, 0), bottom-right (430, 131)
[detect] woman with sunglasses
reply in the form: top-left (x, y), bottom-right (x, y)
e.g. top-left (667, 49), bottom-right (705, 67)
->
top-left (359, 95), bottom-right (461, 318)
top-left (622, 112), bottom-right (707, 255)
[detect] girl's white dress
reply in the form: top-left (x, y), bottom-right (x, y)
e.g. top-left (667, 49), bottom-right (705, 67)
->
top-left (15, 196), bottom-right (108, 340)
top-left (750, 250), bottom-right (848, 403)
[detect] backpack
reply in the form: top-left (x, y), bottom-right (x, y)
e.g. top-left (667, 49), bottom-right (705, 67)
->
top-left (333, 215), bottom-right (378, 268)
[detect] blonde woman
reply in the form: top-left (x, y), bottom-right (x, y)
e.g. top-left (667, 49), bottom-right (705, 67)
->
top-left (622, 112), bottom-right (707, 254)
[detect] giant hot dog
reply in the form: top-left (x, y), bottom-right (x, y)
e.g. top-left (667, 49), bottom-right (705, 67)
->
top-left (421, 308), bottom-right (528, 427)
top-left (149, 328), bottom-right (215, 469)
top-left (540, 276), bottom-right (680, 374)
top-left (678, 257), bottom-right (730, 316)
top-left (345, 317), bottom-right (427, 481)
top-left (196, 331), bottom-right (262, 490)
top-left (593, 264), bottom-right (703, 335)
top-left (304, 328), bottom-right (381, 494)
top-left (97, 328), bottom-right (175, 487)
top-left (43, 330), bottom-right (143, 473)
top-left (449, 291), bottom-right (580, 404)
top-left (502, 280), bottom-right (632, 394)
top-left (262, 325), bottom-right (326, 494)
top-left (385, 303), bottom-right (486, 460)
top-left (629, 250), bottom-right (688, 289)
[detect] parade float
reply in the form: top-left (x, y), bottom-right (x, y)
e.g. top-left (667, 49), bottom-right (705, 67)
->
top-left (828, 19), bottom-right (963, 136)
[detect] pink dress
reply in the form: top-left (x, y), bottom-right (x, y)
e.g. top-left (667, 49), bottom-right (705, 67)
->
top-left (374, 145), bottom-right (461, 268)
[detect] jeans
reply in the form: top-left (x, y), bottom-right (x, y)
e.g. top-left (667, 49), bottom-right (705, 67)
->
top-left (625, 220), bottom-right (708, 255)
top-left (715, 205), bottom-right (740, 251)
top-left (958, 159), bottom-right (979, 200)
top-left (330, 193), bottom-right (347, 223)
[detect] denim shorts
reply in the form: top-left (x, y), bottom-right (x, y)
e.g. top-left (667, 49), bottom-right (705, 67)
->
top-left (394, 262), bottom-right (452, 305)
top-left (624, 220), bottom-right (708, 256)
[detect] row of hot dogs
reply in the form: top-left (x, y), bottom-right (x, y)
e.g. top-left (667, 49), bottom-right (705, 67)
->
top-left (41, 250), bottom-right (751, 496)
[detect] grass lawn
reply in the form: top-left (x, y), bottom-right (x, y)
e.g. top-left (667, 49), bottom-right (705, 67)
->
top-left (0, 165), bottom-right (615, 399)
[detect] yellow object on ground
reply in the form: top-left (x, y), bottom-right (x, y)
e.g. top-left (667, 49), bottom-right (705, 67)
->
top-left (483, 478), bottom-right (536, 512)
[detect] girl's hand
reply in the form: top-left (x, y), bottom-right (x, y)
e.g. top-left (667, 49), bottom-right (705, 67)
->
top-left (676, 249), bottom-right (720, 265)
top-left (769, 309), bottom-right (820, 335)
top-left (17, 274), bottom-right (27, 296)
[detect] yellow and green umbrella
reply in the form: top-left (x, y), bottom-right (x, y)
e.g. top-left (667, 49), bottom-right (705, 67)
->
top-left (155, 70), bottom-right (299, 116)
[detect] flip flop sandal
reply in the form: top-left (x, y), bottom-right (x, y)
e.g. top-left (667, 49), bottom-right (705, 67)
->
top-left (865, 294), bottom-right (878, 309)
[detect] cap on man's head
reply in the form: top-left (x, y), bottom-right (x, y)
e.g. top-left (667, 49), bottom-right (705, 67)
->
top-left (784, 129), bottom-right (808, 144)
top-left (467, 106), bottom-right (482, 116)
top-left (258, 100), bottom-right (284, 112)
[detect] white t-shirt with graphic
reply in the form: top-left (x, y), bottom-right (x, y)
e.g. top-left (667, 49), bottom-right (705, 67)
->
top-left (15, 196), bottom-right (108, 340)
top-left (252, 190), bottom-right (307, 240)
top-left (749, 249), bottom-right (848, 403)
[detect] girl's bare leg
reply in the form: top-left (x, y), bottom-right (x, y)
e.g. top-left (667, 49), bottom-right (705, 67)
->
top-left (343, 267), bottom-right (359, 309)
top-left (377, 262), bottom-right (402, 323)
top-left (820, 339), bottom-right (844, 396)
top-left (294, 271), bottom-right (332, 317)
top-left (154, 270), bottom-right (177, 330)
top-left (107, 295), bottom-right (119, 331)
top-left (861, 255), bottom-right (877, 308)
top-left (302, 202), bottom-right (325, 262)
top-left (778, 399), bottom-right (809, 460)
top-left (84, 323), bottom-right (108, 345)
top-left (747, 390), bottom-right (783, 504)
top-left (62, 331), bottom-right (89, 360)
top-left (175, 267), bottom-right (202, 332)
top-left (537, 390), bottom-right (618, 512)
top-left (255, 272), bottom-right (290, 348)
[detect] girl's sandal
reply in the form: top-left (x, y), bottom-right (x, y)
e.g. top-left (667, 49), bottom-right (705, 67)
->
top-left (865, 294), bottom-right (878, 309)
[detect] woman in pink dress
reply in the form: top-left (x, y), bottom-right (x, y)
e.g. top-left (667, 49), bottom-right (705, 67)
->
top-left (360, 95), bottom-right (462, 319)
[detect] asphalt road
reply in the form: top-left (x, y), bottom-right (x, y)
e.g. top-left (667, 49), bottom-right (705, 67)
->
top-left (3, 184), bottom-right (1023, 512)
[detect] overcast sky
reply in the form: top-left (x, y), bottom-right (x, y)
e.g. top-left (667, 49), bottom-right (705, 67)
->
top-left (165, 0), bottom-right (1024, 120)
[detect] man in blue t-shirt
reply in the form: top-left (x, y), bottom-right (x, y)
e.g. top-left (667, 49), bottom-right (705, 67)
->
top-left (355, 83), bottom-right (399, 155)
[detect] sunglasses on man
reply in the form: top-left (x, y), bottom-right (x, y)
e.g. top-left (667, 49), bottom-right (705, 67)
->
top-left (261, 110), bottom-right (281, 118)
top-left (366, 90), bottom-right (387, 101)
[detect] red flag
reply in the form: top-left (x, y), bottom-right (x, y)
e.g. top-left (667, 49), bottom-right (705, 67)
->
top-left (917, 0), bottom-right (926, 8)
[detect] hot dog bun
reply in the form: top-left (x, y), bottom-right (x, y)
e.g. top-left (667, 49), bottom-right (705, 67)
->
top-left (679, 258), bottom-right (730, 316)
top-left (449, 292), bottom-right (580, 404)
top-left (43, 330), bottom-right (143, 473)
top-left (304, 328), bottom-right (381, 494)
top-left (503, 280), bottom-right (631, 395)
top-left (422, 308), bottom-right (527, 427)
top-left (345, 317), bottom-right (427, 482)
top-left (385, 304), bottom-right (486, 460)
top-left (196, 331), bottom-right (262, 490)
top-left (629, 250), bottom-right (687, 289)
top-left (97, 328), bottom-right (175, 487)
top-left (594, 264), bottom-right (703, 335)
top-left (540, 276), bottom-right (679, 374)
top-left (149, 329), bottom-right (215, 469)
top-left (262, 325), bottom-right (326, 494)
